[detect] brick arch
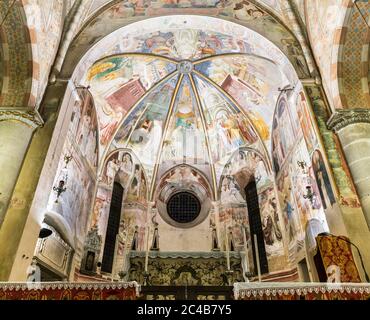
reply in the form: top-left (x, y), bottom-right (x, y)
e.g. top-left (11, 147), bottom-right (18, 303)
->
top-left (334, 1), bottom-right (370, 109)
top-left (20, 0), bottom-right (66, 108)
top-left (0, 1), bottom-right (33, 108)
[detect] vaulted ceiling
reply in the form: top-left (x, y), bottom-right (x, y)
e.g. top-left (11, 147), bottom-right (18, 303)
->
top-left (73, 15), bottom-right (294, 198)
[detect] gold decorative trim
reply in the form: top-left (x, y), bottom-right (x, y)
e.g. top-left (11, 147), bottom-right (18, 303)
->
top-left (189, 73), bottom-right (218, 201)
top-left (98, 70), bottom-right (178, 176)
top-left (0, 110), bottom-right (44, 129)
top-left (193, 70), bottom-right (273, 173)
top-left (149, 74), bottom-right (184, 201)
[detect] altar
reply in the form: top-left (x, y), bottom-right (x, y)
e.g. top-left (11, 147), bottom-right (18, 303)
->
top-left (127, 251), bottom-right (245, 286)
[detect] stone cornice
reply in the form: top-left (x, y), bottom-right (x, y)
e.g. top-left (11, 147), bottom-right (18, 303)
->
top-left (0, 109), bottom-right (44, 129)
top-left (327, 109), bottom-right (370, 133)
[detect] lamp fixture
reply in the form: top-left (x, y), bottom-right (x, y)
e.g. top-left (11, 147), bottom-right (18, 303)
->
top-left (53, 154), bottom-right (72, 202)
top-left (278, 84), bottom-right (295, 93)
top-left (297, 160), bottom-right (307, 171)
top-left (303, 185), bottom-right (315, 205)
top-left (64, 155), bottom-right (73, 167)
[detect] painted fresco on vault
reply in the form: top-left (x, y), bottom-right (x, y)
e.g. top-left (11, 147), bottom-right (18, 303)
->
top-left (161, 78), bottom-right (208, 165)
top-left (157, 165), bottom-right (212, 202)
top-left (195, 55), bottom-right (281, 149)
top-left (125, 76), bottom-right (179, 178)
top-left (80, 3), bottom-right (305, 77)
top-left (87, 55), bottom-right (176, 148)
top-left (193, 74), bottom-right (260, 181)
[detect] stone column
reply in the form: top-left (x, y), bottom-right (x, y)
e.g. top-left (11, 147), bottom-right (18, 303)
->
top-left (327, 109), bottom-right (370, 229)
top-left (0, 112), bottom-right (43, 227)
top-left (0, 83), bottom-right (76, 281)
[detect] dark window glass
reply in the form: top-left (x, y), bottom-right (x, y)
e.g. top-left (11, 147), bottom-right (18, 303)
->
top-left (167, 192), bottom-right (201, 223)
top-left (245, 180), bottom-right (269, 275)
top-left (101, 182), bottom-right (124, 273)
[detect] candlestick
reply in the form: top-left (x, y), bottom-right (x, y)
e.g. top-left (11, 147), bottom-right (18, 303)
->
top-left (254, 234), bottom-right (262, 282)
top-left (144, 225), bottom-right (150, 273)
top-left (225, 224), bottom-right (231, 271)
top-left (242, 226), bottom-right (250, 273)
top-left (144, 202), bottom-right (154, 274)
top-left (122, 229), bottom-right (130, 274)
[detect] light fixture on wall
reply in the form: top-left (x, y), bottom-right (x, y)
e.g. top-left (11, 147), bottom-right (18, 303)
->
top-left (297, 160), bottom-right (307, 171)
top-left (278, 84), bottom-right (295, 93)
top-left (64, 155), bottom-right (73, 166)
top-left (303, 185), bottom-right (315, 205)
top-left (53, 154), bottom-right (73, 203)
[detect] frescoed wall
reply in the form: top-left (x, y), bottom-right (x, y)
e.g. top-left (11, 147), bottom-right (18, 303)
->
top-left (87, 150), bottom-right (148, 278)
top-left (273, 91), bottom-right (332, 263)
top-left (219, 148), bottom-right (285, 272)
top-left (22, 0), bottom-right (65, 105)
top-left (304, 0), bottom-right (351, 109)
top-left (47, 88), bottom-right (99, 259)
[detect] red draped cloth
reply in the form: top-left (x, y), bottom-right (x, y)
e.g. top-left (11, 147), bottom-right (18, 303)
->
top-left (0, 282), bottom-right (139, 300)
top-left (316, 235), bottom-right (361, 283)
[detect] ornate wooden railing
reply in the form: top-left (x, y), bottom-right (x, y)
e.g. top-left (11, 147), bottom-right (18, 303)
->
top-left (0, 282), bottom-right (140, 300)
top-left (234, 282), bottom-right (370, 300)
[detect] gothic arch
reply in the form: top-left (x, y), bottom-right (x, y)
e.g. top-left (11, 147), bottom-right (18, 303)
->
top-left (57, 0), bottom-right (309, 82)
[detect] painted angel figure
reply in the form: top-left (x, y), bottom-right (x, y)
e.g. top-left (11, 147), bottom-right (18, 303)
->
top-left (106, 158), bottom-right (119, 185)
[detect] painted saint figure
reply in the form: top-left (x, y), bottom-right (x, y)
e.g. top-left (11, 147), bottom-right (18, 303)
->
top-left (312, 150), bottom-right (335, 210)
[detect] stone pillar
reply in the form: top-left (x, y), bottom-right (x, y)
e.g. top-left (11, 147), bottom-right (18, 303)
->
top-left (0, 83), bottom-right (76, 281)
top-left (303, 85), bottom-right (370, 280)
top-left (0, 112), bottom-right (43, 227)
top-left (327, 109), bottom-right (370, 229)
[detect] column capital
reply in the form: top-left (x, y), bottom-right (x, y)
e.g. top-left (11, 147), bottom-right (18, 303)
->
top-left (0, 109), bottom-right (44, 129)
top-left (327, 109), bottom-right (370, 133)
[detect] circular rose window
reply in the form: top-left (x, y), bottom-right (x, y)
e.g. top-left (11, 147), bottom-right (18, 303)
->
top-left (167, 192), bottom-right (201, 224)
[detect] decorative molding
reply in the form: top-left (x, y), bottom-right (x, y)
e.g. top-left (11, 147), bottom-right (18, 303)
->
top-left (234, 282), bottom-right (370, 300)
top-left (130, 251), bottom-right (241, 260)
top-left (327, 109), bottom-right (370, 133)
top-left (0, 281), bottom-right (141, 297)
top-left (0, 109), bottom-right (44, 129)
